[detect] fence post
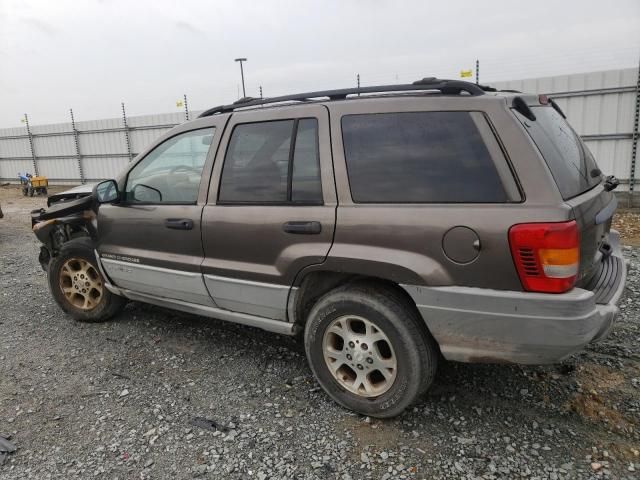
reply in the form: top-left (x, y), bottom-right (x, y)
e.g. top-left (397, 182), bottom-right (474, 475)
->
top-left (629, 58), bottom-right (640, 208)
top-left (183, 94), bottom-right (190, 121)
top-left (70, 109), bottom-right (85, 184)
top-left (475, 59), bottom-right (480, 85)
top-left (24, 113), bottom-right (38, 176)
top-left (121, 102), bottom-right (133, 162)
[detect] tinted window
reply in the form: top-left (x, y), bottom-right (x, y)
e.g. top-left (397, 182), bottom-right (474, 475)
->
top-left (219, 119), bottom-right (322, 204)
top-left (292, 119), bottom-right (322, 202)
top-left (126, 128), bottom-right (214, 203)
top-left (519, 106), bottom-right (601, 199)
top-left (341, 112), bottom-right (507, 203)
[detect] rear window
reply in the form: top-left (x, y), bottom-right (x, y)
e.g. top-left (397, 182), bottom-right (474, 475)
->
top-left (341, 112), bottom-right (508, 203)
top-left (517, 106), bottom-right (601, 199)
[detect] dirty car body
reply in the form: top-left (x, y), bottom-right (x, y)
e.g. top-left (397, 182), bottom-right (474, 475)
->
top-left (30, 79), bottom-right (627, 417)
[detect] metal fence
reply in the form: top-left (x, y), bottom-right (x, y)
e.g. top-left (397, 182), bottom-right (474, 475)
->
top-left (2, 67), bottom-right (639, 200)
top-left (0, 105), bottom-right (202, 185)
top-left (493, 67), bottom-right (640, 198)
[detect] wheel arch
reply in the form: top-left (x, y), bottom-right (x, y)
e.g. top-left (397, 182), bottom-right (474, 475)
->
top-left (290, 269), bottom-right (424, 331)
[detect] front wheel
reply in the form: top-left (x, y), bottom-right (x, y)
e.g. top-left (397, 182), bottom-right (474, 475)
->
top-left (304, 283), bottom-right (439, 418)
top-left (48, 238), bottom-right (126, 322)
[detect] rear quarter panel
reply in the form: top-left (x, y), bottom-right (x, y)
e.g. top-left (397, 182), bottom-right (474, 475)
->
top-left (323, 96), bottom-right (572, 289)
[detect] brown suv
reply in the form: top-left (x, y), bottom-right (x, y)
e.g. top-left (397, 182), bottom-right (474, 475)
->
top-left (31, 78), bottom-right (626, 417)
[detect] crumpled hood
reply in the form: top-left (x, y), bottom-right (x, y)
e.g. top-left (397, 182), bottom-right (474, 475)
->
top-left (47, 183), bottom-right (95, 206)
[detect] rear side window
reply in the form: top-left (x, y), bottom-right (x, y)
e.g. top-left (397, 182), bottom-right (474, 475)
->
top-left (341, 112), bottom-right (508, 203)
top-left (518, 106), bottom-right (601, 199)
top-left (219, 119), bottom-right (322, 204)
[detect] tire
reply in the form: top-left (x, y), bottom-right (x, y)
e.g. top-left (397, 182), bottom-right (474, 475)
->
top-left (28, 187), bottom-right (34, 197)
top-left (48, 237), bottom-right (126, 322)
top-left (304, 283), bottom-right (438, 418)
top-left (22, 187), bottom-right (28, 196)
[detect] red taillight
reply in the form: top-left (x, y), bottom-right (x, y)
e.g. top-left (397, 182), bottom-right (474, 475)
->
top-left (508, 221), bottom-right (579, 293)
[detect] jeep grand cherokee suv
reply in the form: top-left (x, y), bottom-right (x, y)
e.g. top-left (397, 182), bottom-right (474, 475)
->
top-left (31, 78), bottom-right (626, 417)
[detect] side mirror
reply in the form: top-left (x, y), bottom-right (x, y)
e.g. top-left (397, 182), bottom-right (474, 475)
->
top-left (94, 179), bottom-right (120, 204)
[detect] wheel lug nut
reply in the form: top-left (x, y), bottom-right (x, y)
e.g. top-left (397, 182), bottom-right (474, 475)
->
top-left (366, 358), bottom-right (373, 364)
top-left (361, 343), bottom-right (368, 350)
top-left (348, 341), bottom-right (355, 348)
top-left (346, 354), bottom-right (352, 360)
top-left (357, 364), bottom-right (363, 370)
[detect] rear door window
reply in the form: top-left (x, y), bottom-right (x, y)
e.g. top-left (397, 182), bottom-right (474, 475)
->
top-left (341, 112), bottom-right (509, 203)
top-left (219, 119), bottom-right (322, 204)
top-left (516, 106), bottom-right (601, 199)
top-left (292, 119), bottom-right (322, 202)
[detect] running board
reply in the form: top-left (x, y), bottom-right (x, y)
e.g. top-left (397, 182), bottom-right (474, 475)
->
top-left (116, 287), bottom-right (298, 336)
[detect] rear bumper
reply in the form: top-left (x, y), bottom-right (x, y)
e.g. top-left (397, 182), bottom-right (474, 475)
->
top-left (402, 231), bottom-right (627, 364)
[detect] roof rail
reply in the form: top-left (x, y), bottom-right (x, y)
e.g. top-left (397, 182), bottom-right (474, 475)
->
top-left (198, 78), bottom-right (486, 118)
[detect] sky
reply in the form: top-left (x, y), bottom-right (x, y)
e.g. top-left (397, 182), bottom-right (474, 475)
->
top-left (1, 0), bottom-right (639, 127)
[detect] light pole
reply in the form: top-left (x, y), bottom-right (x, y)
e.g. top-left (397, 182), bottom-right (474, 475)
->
top-left (235, 58), bottom-right (247, 98)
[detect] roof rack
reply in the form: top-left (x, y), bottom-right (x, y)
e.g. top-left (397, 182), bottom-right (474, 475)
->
top-left (198, 77), bottom-right (488, 118)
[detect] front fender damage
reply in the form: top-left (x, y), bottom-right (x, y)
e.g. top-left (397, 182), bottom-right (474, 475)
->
top-left (31, 195), bottom-right (97, 271)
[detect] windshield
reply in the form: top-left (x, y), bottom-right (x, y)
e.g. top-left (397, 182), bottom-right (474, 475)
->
top-left (516, 106), bottom-right (602, 199)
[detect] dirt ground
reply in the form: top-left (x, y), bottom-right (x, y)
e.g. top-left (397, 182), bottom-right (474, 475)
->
top-left (0, 184), bottom-right (639, 479)
top-left (613, 211), bottom-right (640, 247)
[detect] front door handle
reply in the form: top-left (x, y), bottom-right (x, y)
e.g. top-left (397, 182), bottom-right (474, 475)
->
top-left (282, 221), bottom-right (322, 235)
top-left (165, 218), bottom-right (194, 230)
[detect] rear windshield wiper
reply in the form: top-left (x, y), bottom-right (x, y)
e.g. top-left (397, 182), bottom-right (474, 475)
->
top-left (549, 98), bottom-right (566, 119)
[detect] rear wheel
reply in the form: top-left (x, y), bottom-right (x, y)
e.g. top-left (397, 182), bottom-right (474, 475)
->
top-left (304, 283), bottom-right (438, 418)
top-left (48, 238), bottom-right (126, 322)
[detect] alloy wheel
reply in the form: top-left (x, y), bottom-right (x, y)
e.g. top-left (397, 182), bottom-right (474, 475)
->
top-left (322, 315), bottom-right (397, 398)
top-left (59, 258), bottom-right (104, 311)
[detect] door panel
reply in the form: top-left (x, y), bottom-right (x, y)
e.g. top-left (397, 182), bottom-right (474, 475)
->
top-left (101, 259), bottom-right (209, 305)
top-left (201, 105), bottom-right (336, 319)
top-left (97, 118), bottom-right (228, 305)
top-left (203, 274), bottom-right (290, 320)
top-left (98, 203), bottom-right (213, 305)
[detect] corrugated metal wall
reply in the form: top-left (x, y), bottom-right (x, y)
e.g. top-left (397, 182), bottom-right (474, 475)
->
top-left (0, 110), bottom-right (202, 184)
top-left (1, 68), bottom-right (638, 194)
top-left (492, 67), bottom-right (639, 191)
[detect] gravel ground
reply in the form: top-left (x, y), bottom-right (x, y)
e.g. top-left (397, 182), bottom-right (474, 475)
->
top-left (1, 184), bottom-right (639, 480)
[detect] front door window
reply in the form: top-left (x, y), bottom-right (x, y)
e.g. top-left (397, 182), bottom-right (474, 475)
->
top-left (125, 128), bottom-right (215, 203)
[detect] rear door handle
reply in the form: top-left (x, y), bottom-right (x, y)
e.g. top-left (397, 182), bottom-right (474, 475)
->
top-left (282, 221), bottom-right (322, 235)
top-left (165, 218), bottom-right (194, 230)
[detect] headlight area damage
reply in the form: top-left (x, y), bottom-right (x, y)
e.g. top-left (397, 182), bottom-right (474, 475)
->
top-left (31, 194), bottom-right (97, 271)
